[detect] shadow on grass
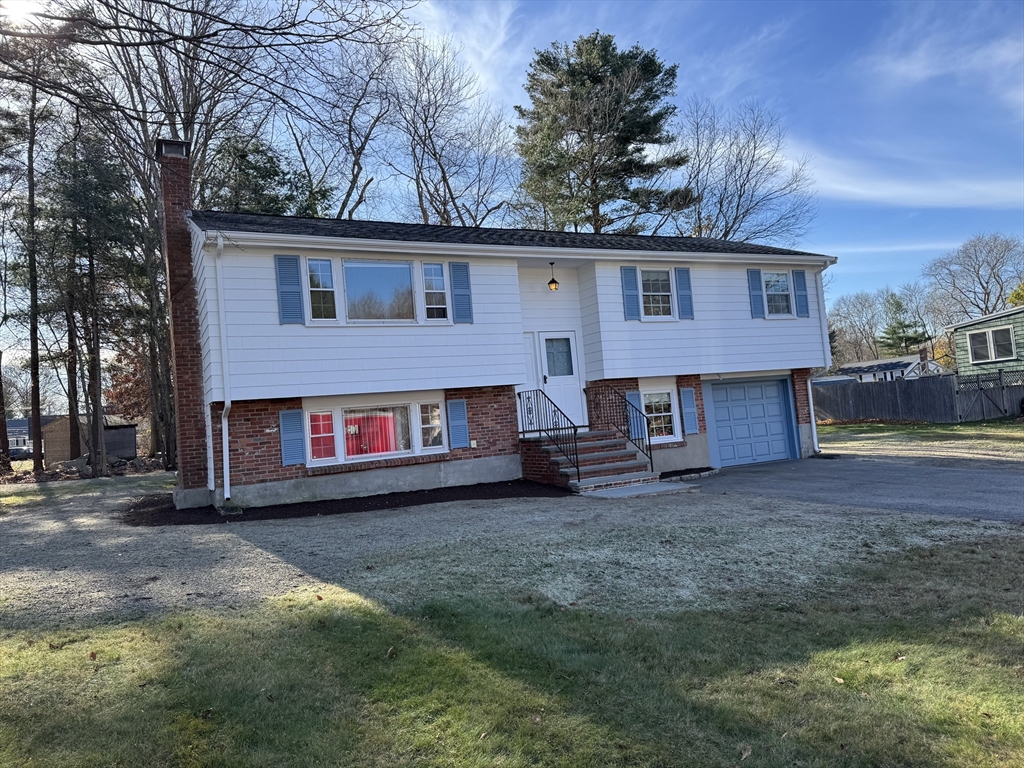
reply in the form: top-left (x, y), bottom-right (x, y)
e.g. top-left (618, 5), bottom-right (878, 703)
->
top-left (1, 535), bottom-right (1021, 767)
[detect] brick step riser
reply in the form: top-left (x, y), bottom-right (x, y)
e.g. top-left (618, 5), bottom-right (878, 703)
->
top-left (561, 462), bottom-right (651, 481)
top-left (549, 451), bottom-right (640, 469)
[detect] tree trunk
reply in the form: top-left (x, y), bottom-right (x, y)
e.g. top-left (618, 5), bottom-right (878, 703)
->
top-left (0, 348), bottom-right (11, 474)
top-left (87, 246), bottom-right (104, 475)
top-left (27, 81), bottom-right (43, 475)
top-left (66, 302), bottom-right (81, 460)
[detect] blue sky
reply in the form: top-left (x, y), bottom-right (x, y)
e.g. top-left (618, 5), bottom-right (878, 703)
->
top-left (412, 0), bottom-right (1024, 303)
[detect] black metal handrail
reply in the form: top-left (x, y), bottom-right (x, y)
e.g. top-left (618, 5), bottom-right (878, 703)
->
top-left (583, 386), bottom-right (653, 471)
top-left (517, 389), bottom-right (580, 482)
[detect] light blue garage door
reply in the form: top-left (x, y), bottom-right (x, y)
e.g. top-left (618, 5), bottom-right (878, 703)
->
top-left (710, 380), bottom-right (794, 467)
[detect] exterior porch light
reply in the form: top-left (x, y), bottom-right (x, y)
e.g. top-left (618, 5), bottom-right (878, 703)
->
top-left (547, 262), bottom-right (559, 291)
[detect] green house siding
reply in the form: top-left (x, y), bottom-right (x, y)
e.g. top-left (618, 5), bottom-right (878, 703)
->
top-left (953, 310), bottom-right (1024, 375)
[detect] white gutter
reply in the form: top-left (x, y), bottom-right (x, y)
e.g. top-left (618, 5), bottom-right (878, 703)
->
top-left (197, 228), bottom-right (838, 268)
top-left (214, 234), bottom-right (232, 502)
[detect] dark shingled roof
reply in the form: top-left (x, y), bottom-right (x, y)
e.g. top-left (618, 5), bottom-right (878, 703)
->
top-left (835, 356), bottom-right (919, 375)
top-left (189, 210), bottom-right (831, 259)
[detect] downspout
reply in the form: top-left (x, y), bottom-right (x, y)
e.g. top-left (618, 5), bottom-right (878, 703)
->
top-left (811, 267), bottom-right (829, 454)
top-left (215, 234), bottom-right (232, 501)
top-left (205, 397), bottom-right (214, 492)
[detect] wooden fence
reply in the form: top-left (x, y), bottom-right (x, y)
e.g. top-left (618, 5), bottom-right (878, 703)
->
top-left (812, 374), bottom-right (1024, 424)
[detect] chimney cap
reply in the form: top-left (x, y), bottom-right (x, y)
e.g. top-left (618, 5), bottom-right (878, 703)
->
top-left (157, 139), bottom-right (190, 159)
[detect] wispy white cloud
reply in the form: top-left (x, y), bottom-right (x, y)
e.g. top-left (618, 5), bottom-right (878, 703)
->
top-left (795, 140), bottom-right (1024, 210)
top-left (862, 2), bottom-right (1024, 115)
top-left (410, 0), bottom-right (530, 106)
top-left (823, 241), bottom-right (961, 256)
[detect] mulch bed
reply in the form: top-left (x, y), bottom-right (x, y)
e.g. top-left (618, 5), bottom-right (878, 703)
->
top-left (121, 479), bottom-right (572, 527)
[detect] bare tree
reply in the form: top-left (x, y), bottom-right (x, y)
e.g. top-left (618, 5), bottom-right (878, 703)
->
top-left (675, 97), bottom-right (816, 245)
top-left (829, 291), bottom-right (884, 362)
top-left (922, 233), bottom-right (1024, 320)
top-left (390, 38), bottom-right (517, 227)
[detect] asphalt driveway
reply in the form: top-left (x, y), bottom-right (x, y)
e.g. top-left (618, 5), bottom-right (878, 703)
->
top-left (698, 453), bottom-right (1024, 522)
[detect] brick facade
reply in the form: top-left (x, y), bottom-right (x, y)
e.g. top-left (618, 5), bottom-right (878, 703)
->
top-left (584, 377), bottom-right (639, 430)
top-left (158, 142), bottom-right (207, 491)
top-left (210, 399), bottom-right (306, 487)
top-left (675, 374), bottom-right (707, 433)
top-left (519, 439), bottom-right (569, 487)
top-left (791, 368), bottom-right (812, 425)
top-left (206, 385), bottom-right (520, 490)
top-left (445, 385), bottom-right (520, 460)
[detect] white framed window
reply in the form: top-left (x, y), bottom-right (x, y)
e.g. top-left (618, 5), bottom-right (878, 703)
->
top-left (419, 403), bottom-right (444, 448)
top-left (304, 391), bottom-right (447, 466)
top-left (307, 259), bottom-right (337, 320)
top-left (641, 269), bottom-right (673, 318)
top-left (968, 326), bottom-right (1016, 363)
top-left (344, 260), bottom-right (416, 321)
top-left (763, 271), bottom-right (792, 316)
top-left (309, 411), bottom-right (337, 460)
top-left (639, 378), bottom-right (679, 443)
top-left (422, 263), bottom-right (448, 320)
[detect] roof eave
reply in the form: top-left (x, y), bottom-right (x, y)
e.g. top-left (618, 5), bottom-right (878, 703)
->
top-left (195, 228), bottom-right (838, 266)
top-left (945, 305), bottom-right (1024, 332)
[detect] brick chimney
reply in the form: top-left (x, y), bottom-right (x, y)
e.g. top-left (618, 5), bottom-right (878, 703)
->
top-left (158, 139), bottom-right (207, 498)
top-left (919, 347), bottom-right (929, 363)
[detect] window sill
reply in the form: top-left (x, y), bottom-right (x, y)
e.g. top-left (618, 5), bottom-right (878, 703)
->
top-left (652, 439), bottom-right (686, 450)
top-left (307, 451), bottom-right (451, 476)
top-left (968, 358), bottom-right (1017, 365)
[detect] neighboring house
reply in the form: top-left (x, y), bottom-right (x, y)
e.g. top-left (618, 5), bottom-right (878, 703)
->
top-left (947, 306), bottom-right (1024, 377)
top-left (834, 352), bottom-right (949, 383)
top-left (41, 415), bottom-right (138, 466)
top-left (4, 415), bottom-right (63, 459)
top-left (157, 139), bottom-right (837, 509)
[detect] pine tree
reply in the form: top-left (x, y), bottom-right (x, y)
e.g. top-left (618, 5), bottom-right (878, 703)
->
top-left (514, 31), bottom-right (693, 234)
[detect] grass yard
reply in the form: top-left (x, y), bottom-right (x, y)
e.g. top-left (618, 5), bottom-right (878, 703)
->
top-left (817, 417), bottom-right (1024, 462)
top-left (2, 527), bottom-right (1021, 767)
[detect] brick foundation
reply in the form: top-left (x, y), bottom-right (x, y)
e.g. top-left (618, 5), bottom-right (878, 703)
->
top-left (791, 368), bottom-right (812, 425)
top-left (158, 140), bottom-right (207, 491)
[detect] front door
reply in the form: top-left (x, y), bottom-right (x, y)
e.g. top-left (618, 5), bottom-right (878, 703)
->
top-left (538, 331), bottom-right (586, 426)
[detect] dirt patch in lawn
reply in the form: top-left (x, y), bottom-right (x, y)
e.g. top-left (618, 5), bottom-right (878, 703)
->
top-left (120, 479), bottom-right (571, 526)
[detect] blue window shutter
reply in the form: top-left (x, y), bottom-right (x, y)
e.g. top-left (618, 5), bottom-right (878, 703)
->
top-left (621, 267), bottom-right (641, 320)
top-left (625, 390), bottom-right (645, 440)
top-left (793, 270), bottom-right (810, 318)
top-left (279, 409), bottom-right (306, 466)
top-left (449, 262), bottom-right (473, 323)
top-left (447, 399), bottom-right (470, 448)
top-left (747, 269), bottom-right (765, 319)
top-left (275, 255), bottom-right (304, 324)
top-left (679, 388), bottom-right (699, 435)
top-left (675, 267), bottom-right (693, 320)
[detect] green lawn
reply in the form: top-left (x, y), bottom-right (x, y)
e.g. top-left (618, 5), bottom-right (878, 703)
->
top-left (817, 417), bottom-right (1024, 442)
top-left (2, 532), bottom-right (1021, 767)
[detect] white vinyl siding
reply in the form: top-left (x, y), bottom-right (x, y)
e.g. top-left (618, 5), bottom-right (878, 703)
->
top-left (202, 250), bottom-right (525, 402)
top-left (582, 263), bottom-right (827, 380)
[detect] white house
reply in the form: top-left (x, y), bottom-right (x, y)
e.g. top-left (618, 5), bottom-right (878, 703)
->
top-left (158, 139), bottom-right (837, 509)
top-left (834, 353), bottom-right (949, 383)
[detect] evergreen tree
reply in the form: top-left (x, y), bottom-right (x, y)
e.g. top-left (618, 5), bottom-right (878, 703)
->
top-left (877, 295), bottom-right (929, 356)
top-left (514, 31), bottom-right (693, 234)
top-left (203, 136), bottom-right (300, 215)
